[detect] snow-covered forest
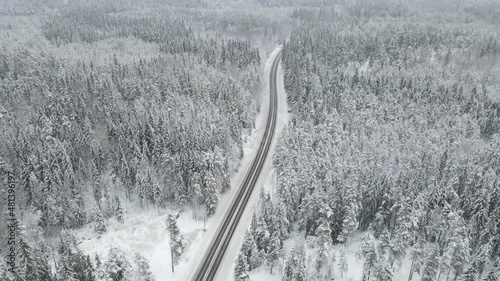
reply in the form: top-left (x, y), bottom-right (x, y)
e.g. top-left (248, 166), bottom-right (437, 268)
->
top-left (1, 0), bottom-right (499, 281)
top-left (234, 1), bottom-right (500, 281)
top-left (0, 0), bottom-right (290, 280)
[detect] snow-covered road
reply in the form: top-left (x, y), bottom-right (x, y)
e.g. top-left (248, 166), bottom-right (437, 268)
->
top-left (212, 46), bottom-right (289, 281)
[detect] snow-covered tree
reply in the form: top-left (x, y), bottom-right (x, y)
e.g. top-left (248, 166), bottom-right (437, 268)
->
top-left (315, 217), bottom-right (333, 279)
top-left (104, 247), bottom-right (130, 281)
top-left (421, 246), bottom-right (440, 281)
top-left (134, 253), bottom-right (155, 281)
top-left (460, 262), bottom-right (478, 281)
top-left (282, 242), bottom-right (307, 281)
top-left (254, 214), bottom-right (270, 251)
top-left (152, 184), bottom-right (163, 212)
top-left (94, 207), bottom-right (106, 235)
top-left (338, 248), bottom-right (348, 279)
top-left (113, 196), bottom-right (124, 224)
top-left (360, 234), bottom-right (379, 281)
top-left (241, 230), bottom-right (259, 270)
top-left (203, 170), bottom-right (219, 216)
top-left (234, 252), bottom-right (250, 281)
top-left (267, 232), bottom-right (282, 274)
top-left (374, 260), bottom-right (393, 281)
top-left (166, 214), bottom-right (187, 266)
top-left (339, 175), bottom-right (360, 243)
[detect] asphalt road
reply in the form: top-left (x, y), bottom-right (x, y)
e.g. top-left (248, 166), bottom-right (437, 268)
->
top-left (191, 51), bottom-right (282, 281)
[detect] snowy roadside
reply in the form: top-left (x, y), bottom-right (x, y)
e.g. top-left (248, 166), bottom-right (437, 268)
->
top-left (74, 46), bottom-right (287, 281)
top-left (215, 46), bottom-right (289, 281)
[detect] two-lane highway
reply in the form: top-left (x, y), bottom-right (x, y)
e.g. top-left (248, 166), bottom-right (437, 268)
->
top-left (191, 51), bottom-right (282, 281)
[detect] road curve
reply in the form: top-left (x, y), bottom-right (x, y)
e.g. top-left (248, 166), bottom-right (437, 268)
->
top-left (191, 51), bottom-right (282, 281)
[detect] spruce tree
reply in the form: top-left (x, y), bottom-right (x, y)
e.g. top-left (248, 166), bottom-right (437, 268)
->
top-left (152, 184), bottom-right (163, 213)
top-left (166, 214), bottom-right (186, 266)
top-left (113, 196), bottom-right (124, 223)
top-left (361, 236), bottom-right (378, 281)
top-left (254, 214), bottom-right (270, 251)
top-left (234, 252), bottom-right (250, 281)
top-left (94, 207), bottom-right (106, 235)
top-left (267, 232), bottom-right (282, 274)
top-left (461, 262), bottom-right (478, 281)
top-left (104, 247), bottom-right (130, 281)
top-left (482, 259), bottom-right (498, 281)
top-left (241, 230), bottom-right (259, 270)
top-left (339, 175), bottom-right (359, 243)
top-left (204, 170), bottom-right (219, 216)
top-left (374, 261), bottom-right (393, 281)
top-left (316, 217), bottom-right (333, 279)
top-left (338, 248), bottom-right (348, 278)
top-left (421, 246), bottom-right (440, 281)
top-left (134, 253), bottom-right (155, 281)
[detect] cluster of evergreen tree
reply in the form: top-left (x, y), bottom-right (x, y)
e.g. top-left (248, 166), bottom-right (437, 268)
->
top-left (238, 3), bottom-right (500, 281)
top-left (42, 8), bottom-right (260, 69)
top-left (234, 191), bottom-right (289, 280)
top-left (1, 4), bottom-right (262, 228)
top-left (0, 4), bottom-right (265, 279)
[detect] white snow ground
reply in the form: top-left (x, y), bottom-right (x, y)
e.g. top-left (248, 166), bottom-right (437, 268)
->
top-left (74, 46), bottom-right (288, 281)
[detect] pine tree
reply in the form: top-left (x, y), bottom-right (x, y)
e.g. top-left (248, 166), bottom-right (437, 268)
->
top-left (316, 217), bottom-right (333, 279)
top-left (95, 253), bottom-right (109, 281)
top-left (94, 207), bottom-right (106, 235)
top-left (254, 214), bottom-right (270, 251)
top-left (294, 243), bottom-right (307, 281)
top-left (445, 214), bottom-right (470, 280)
top-left (137, 173), bottom-right (148, 209)
top-left (84, 255), bottom-right (95, 281)
top-left (234, 252), bottom-right (250, 281)
top-left (339, 175), bottom-right (359, 243)
top-left (14, 236), bottom-right (54, 281)
top-left (134, 253), bottom-right (155, 281)
top-left (95, 254), bottom-right (102, 268)
top-left (204, 170), bottom-right (219, 216)
top-left (482, 270), bottom-right (498, 281)
top-left (407, 240), bottom-right (425, 281)
top-left (254, 249), bottom-right (267, 269)
top-left (361, 234), bottom-right (378, 281)
top-left (282, 242), bottom-right (307, 281)
top-left (250, 213), bottom-right (258, 238)
top-left (113, 196), bottom-right (124, 223)
top-left (482, 258), bottom-right (499, 281)
top-left (461, 262), bottom-right (478, 281)
top-left (166, 214), bottom-right (187, 266)
top-left (374, 260), bottom-right (393, 281)
top-left (475, 243), bottom-right (492, 278)
top-left (191, 171), bottom-right (202, 220)
top-left (267, 232), bottom-right (282, 274)
top-left (273, 201), bottom-right (290, 241)
top-left (57, 260), bottom-right (79, 281)
top-left (338, 248), bottom-right (348, 278)
top-left (421, 246), bottom-right (440, 281)
top-left (241, 230), bottom-right (259, 270)
top-left (152, 184), bottom-right (163, 212)
top-left (104, 247), bottom-right (130, 281)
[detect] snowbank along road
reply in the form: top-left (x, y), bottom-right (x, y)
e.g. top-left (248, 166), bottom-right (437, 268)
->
top-left (191, 51), bottom-right (282, 281)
